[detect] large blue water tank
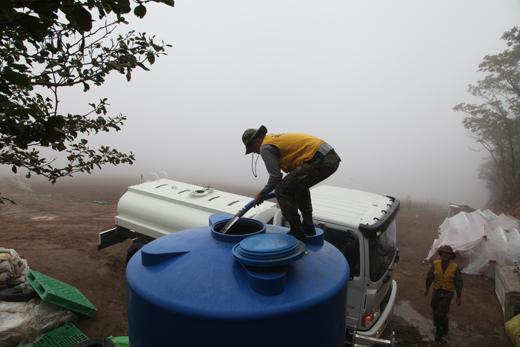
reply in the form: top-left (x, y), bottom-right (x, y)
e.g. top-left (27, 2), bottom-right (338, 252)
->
top-left (126, 217), bottom-right (349, 347)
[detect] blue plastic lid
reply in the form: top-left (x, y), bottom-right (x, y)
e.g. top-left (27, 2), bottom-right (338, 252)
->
top-left (239, 235), bottom-right (299, 259)
top-left (240, 233), bottom-right (298, 254)
top-left (233, 233), bottom-right (306, 267)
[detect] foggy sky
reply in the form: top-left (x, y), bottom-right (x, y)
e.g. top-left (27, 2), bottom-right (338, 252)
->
top-left (3, 0), bottom-right (520, 208)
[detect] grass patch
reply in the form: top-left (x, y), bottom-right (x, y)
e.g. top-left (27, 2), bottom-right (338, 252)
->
top-left (10, 176), bottom-right (82, 202)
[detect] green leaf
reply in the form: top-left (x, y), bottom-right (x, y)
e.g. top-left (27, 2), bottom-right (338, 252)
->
top-left (147, 53), bottom-right (155, 65)
top-left (60, 6), bottom-right (75, 26)
top-left (158, 0), bottom-right (175, 7)
top-left (116, 0), bottom-right (131, 14)
top-left (74, 4), bottom-right (93, 32)
top-left (0, 82), bottom-right (11, 95)
top-left (2, 68), bottom-right (30, 87)
top-left (10, 64), bottom-right (29, 73)
top-left (134, 5), bottom-right (146, 19)
top-left (109, 62), bottom-right (123, 72)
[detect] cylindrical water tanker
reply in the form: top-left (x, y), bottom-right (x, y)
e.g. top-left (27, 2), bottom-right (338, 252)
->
top-left (126, 217), bottom-right (349, 347)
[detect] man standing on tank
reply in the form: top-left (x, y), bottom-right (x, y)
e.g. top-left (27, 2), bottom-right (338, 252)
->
top-left (242, 125), bottom-right (341, 243)
top-left (424, 245), bottom-right (463, 341)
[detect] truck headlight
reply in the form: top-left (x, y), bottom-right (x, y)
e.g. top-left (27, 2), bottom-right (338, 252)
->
top-left (361, 306), bottom-right (380, 329)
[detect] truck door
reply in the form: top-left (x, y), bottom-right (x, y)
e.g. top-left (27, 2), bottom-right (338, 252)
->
top-left (323, 227), bottom-right (365, 330)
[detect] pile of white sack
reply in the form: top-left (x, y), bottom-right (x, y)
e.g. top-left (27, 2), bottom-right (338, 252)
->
top-left (425, 209), bottom-right (520, 278)
top-left (0, 248), bottom-right (77, 347)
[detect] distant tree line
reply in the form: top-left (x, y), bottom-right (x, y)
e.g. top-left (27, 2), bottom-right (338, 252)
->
top-left (0, 0), bottom-right (173, 204)
top-left (454, 26), bottom-right (520, 212)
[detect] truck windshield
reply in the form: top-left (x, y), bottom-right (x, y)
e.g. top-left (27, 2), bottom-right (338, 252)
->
top-left (368, 220), bottom-right (397, 282)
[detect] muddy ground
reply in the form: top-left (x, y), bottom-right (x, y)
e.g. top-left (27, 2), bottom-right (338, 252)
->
top-left (0, 175), bottom-right (516, 346)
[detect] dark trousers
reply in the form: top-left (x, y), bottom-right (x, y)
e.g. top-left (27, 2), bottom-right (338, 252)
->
top-left (431, 289), bottom-right (454, 329)
top-left (275, 150), bottom-right (341, 223)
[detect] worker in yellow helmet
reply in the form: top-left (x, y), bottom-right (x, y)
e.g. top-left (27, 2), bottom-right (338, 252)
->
top-left (424, 245), bottom-right (463, 341)
top-left (242, 125), bottom-right (341, 243)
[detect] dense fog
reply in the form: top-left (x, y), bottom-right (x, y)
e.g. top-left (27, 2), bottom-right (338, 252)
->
top-left (2, 0), bottom-right (520, 209)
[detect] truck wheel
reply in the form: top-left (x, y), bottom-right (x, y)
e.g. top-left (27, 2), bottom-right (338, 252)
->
top-left (74, 337), bottom-right (114, 347)
top-left (126, 242), bottom-right (145, 264)
top-left (0, 286), bottom-right (39, 302)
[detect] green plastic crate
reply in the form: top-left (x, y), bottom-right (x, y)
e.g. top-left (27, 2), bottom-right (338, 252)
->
top-left (26, 270), bottom-right (97, 317)
top-left (31, 324), bottom-right (88, 347)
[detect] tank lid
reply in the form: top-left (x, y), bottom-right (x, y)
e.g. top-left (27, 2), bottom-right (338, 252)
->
top-left (232, 234), bottom-right (305, 267)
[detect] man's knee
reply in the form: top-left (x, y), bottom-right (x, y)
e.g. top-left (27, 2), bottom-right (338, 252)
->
top-left (275, 181), bottom-right (292, 198)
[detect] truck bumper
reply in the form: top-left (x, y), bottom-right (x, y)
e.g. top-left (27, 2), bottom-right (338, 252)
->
top-left (355, 280), bottom-right (397, 346)
top-left (98, 227), bottom-right (137, 251)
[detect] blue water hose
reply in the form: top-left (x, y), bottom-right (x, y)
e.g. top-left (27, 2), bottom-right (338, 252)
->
top-left (236, 192), bottom-right (276, 218)
top-left (220, 192), bottom-right (276, 234)
top-left (221, 192), bottom-right (275, 234)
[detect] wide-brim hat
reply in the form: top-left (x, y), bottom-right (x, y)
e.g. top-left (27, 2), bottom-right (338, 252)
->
top-left (437, 245), bottom-right (456, 259)
top-left (242, 125), bottom-right (267, 154)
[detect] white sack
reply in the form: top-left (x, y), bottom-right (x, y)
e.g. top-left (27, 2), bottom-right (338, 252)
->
top-left (0, 249), bottom-right (29, 286)
top-left (0, 299), bottom-right (77, 347)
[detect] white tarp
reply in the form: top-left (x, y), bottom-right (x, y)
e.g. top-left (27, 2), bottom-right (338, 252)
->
top-left (424, 209), bottom-right (520, 278)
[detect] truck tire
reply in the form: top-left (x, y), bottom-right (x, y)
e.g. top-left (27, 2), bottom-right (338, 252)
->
top-left (74, 337), bottom-right (114, 347)
top-left (0, 286), bottom-right (39, 302)
top-left (126, 242), bottom-right (145, 264)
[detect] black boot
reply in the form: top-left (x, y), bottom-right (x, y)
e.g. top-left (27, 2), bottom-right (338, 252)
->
top-left (442, 323), bottom-right (449, 336)
top-left (287, 221), bottom-right (306, 242)
top-left (302, 220), bottom-right (316, 236)
top-left (302, 213), bottom-right (316, 236)
top-left (435, 327), bottom-right (442, 341)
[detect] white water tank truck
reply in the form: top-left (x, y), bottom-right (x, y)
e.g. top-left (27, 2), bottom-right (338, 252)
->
top-left (98, 172), bottom-right (400, 346)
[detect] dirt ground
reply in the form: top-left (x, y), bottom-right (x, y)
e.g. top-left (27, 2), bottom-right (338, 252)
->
top-left (0, 175), bottom-right (516, 346)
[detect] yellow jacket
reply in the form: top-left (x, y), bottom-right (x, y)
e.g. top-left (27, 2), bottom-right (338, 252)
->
top-left (262, 133), bottom-right (325, 173)
top-left (433, 260), bottom-right (457, 292)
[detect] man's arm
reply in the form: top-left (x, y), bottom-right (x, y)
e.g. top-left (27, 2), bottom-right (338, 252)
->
top-left (454, 266), bottom-right (463, 305)
top-left (253, 145), bottom-right (282, 207)
top-left (260, 145), bottom-right (282, 195)
top-left (424, 265), bottom-right (434, 296)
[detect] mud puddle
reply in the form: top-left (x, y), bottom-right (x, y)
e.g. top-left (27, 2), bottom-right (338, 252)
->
top-left (392, 300), bottom-right (480, 345)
